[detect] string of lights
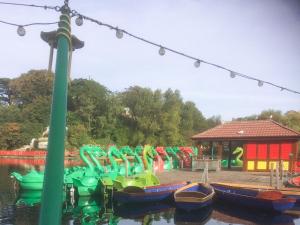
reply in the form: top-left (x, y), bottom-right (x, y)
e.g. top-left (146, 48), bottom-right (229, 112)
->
top-left (0, 1), bottom-right (298, 95)
top-left (69, 9), bottom-right (300, 95)
top-left (0, 20), bottom-right (58, 36)
top-left (0, 1), bottom-right (60, 11)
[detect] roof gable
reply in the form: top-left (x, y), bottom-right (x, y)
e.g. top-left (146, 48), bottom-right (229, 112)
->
top-left (192, 120), bottom-right (300, 140)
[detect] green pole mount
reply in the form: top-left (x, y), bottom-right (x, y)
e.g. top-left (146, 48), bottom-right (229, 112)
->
top-left (39, 8), bottom-right (71, 225)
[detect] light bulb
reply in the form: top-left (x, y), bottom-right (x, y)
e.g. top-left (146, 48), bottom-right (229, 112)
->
top-left (75, 16), bottom-right (83, 26)
top-left (258, 80), bottom-right (263, 87)
top-left (194, 60), bottom-right (201, 68)
top-left (159, 46), bottom-right (165, 56)
top-left (116, 28), bottom-right (123, 39)
top-left (17, 26), bottom-right (25, 36)
top-left (230, 71), bottom-right (236, 78)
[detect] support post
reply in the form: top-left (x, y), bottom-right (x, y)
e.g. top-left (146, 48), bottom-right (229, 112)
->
top-left (280, 160), bottom-right (283, 181)
top-left (125, 160), bottom-right (128, 177)
top-left (270, 163), bottom-right (274, 187)
top-left (48, 43), bottom-right (54, 73)
top-left (276, 162), bottom-right (280, 189)
top-left (205, 161), bottom-right (209, 183)
top-left (39, 6), bottom-right (71, 225)
top-left (228, 141), bottom-right (232, 169)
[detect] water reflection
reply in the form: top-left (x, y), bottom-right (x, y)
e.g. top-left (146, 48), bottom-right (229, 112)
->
top-left (0, 164), bottom-right (299, 224)
top-left (212, 200), bottom-right (295, 225)
top-left (16, 191), bottom-right (42, 206)
top-left (174, 207), bottom-right (212, 224)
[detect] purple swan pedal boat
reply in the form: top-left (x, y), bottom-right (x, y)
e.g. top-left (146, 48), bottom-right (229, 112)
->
top-left (211, 182), bottom-right (296, 213)
top-left (174, 182), bottom-right (215, 211)
top-left (114, 181), bottom-right (188, 203)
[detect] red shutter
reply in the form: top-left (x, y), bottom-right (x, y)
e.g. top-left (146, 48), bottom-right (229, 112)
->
top-left (257, 144), bottom-right (267, 159)
top-left (269, 144), bottom-right (280, 160)
top-left (246, 144), bottom-right (257, 159)
top-left (281, 143), bottom-right (292, 160)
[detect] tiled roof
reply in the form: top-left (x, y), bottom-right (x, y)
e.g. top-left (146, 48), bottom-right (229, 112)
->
top-left (192, 120), bottom-right (300, 140)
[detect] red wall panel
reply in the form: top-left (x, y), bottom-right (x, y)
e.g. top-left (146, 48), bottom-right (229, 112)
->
top-left (281, 143), bottom-right (292, 160)
top-left (257, 144), bottom-right (267, 159)
top-left (246, 144), bottom-right (256, 159)
top-left (269, 144), bottom-right (279, 160)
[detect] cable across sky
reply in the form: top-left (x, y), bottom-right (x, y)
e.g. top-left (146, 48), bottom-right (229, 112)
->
top-left (70, 9), bottom-right (300, 95)
top-left (0, 1), bottom-right (299, 95)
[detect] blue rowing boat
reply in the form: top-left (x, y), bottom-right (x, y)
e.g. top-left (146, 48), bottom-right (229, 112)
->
top-left (114, 181), bottom-right (188, 203)
top-left (211, 183), bottom-right (296, 213)
top-left (174, 182), bottom-right (214, 211)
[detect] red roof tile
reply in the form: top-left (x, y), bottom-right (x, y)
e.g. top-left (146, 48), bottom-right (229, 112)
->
top-left (192, 120), bottom-right (300, 140)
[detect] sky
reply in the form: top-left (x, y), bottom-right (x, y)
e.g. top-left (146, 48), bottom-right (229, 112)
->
top-left (0, 0), bottom-right (299, 120)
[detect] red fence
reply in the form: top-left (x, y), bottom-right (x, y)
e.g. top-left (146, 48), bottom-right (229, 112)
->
top-left (0, 150), bottom-right (78, 157)
top-left (0, 157), bottom-right (82, 166)
top-left (0, 150), bottom-right (47, 157)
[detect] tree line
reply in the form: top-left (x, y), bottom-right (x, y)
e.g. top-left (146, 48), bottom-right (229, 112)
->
top-left (0, 70), bottom-right (221, 149)
top-left (234, 109), bottom-right (300, 133)
top-left (1, 70), bottom-right (299, 150)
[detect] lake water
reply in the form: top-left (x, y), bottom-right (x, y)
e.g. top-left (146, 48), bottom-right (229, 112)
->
top-left (0, 162), bottom-right (299, 225)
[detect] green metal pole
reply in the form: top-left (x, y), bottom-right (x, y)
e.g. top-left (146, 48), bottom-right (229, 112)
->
top-left (39, 7), bottom-right (71, 225)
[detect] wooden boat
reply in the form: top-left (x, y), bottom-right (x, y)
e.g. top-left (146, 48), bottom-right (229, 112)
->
top-left (212, 182), bottom-right (300, 204)
top-left (211, 182), bottom-right (296, 212)
top-left (174, 182), bottom-right (215, 211)
top-left (113, 181), bottom-right (188, 203)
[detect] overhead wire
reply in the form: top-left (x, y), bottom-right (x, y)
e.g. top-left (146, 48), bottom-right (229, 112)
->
top-left (70, 9), bottom-right (300, 95)
top-left (0, 20), bottom-right (58, 27)
top-left (0, 1), bottom-right (298, 95)
top-left (0, 1), bottom-right (59, 10)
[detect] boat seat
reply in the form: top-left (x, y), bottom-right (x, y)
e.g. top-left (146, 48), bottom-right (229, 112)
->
top-left (176, 191), bottom-right (206, 198)
top-left (123, 186), bottom-right (145, 193)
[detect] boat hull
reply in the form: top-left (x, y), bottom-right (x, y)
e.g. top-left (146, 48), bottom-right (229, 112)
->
top-left (174, 183), bottom-right (214, 211)
top-left (211, 183), bottom-right (296, 212)
top-left (19, 182), bottom-right (43, 191)
top-left (114, 182), bottom-right (187, 203)
top-left (286, 176), bottom-right (300, 188)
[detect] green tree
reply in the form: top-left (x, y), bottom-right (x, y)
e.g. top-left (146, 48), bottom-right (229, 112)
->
top-left (285, 110), bottom-right (300, 132)
top-left (180, 101), bottom-right (207, 144)
top-left (0, 70), bottom-right (225, 149)
top-left (205, 115), bottom-right (222, 129)
top-left (67, 124), bottom-right (92, 148)
top-left (0, 78), bottom-right (12, 105)
top-left (68, 79), bottom-right (109, 131)
top-left (120, 86), bottom-right (163, 145)
top-left (0, 105), bottom-right (22, 124)
top-left (9, 70), bottom-right (53, 105)
top-left (234, 109), bottom-right (300, 133)
top-left (258, 109), bottom-right (285, 123)
top-left (159, 89), bottom-right (182, 145)
top-left (0, 123), bottom-right (24, 149)
top-left (21, 96), bottom-right (51, 124)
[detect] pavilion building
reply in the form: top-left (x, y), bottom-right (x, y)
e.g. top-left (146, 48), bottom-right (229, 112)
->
top-left (191, 120), bottom-right (300, 172)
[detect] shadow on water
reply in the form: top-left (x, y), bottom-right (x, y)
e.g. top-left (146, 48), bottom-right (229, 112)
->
top-left (174, 206), bottom-right (212, 225)
top-left (212, 200), bottom-right (295, 225)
